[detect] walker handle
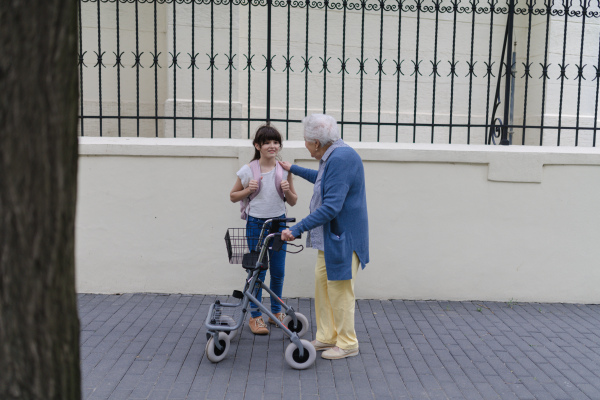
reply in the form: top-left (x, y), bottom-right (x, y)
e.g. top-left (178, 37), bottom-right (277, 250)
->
top-left (271, 232), bottom-right (302, 252)
top-left (268, 217), bottom-right (297, 234)
top-left (272, 217), bottom-right (296, 223)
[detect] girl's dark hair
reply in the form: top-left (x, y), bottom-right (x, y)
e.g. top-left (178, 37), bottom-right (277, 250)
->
top-left (251, 124), bottom-right (283, 161)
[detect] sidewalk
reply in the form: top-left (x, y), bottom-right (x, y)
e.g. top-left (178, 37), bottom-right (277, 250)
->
top-left (80, 294), bottom-right (600, 400)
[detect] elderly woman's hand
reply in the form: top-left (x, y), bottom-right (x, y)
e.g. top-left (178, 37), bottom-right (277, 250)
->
top-left (279, 161), bottom-right (292, 171)
top-left (281, 229), bottom-right (296, 241)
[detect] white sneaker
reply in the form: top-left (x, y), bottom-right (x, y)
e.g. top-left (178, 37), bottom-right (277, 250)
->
top-left (321, 346), bottom-right (359, 359)
top-left (311, 340), bottom-right (335, 351)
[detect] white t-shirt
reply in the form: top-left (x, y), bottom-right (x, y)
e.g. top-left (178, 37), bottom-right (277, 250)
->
top-left (237, 164), bottom-right (288, 218)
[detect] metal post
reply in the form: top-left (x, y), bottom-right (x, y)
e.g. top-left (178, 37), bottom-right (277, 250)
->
top-left (501, 0), bottom-right (514, 145)
top-left (266, 0), bottom-right (272, 123)
top-left (509, 44), bottom-right (516, 145)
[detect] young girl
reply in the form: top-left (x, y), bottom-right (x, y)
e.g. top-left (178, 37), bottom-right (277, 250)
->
top-left (229, 124), bottom-right (298, 335)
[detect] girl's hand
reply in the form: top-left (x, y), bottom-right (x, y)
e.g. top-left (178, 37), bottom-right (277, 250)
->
top-left (280, 180), bottom-right (290, 193)
top-left (248, 179), bottom-right (259, 193)
top-left (279, 161), bottom-right (292, 171)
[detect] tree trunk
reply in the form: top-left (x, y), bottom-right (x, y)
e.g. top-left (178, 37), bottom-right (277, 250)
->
top-left (0, 1), bottom-right (81, 399)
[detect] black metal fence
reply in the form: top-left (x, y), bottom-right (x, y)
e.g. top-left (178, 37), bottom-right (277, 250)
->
top-left (78, 0), bottom-right (600, 145)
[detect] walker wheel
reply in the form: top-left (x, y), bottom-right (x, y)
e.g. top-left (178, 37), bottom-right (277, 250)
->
top-left (282, 313), bottom-right (309, 338)
top-left (219, 315), bottom-right (238, 340)
top-left (285, 339), bottom-right (316, 369)
top-left (205, 332), bottom-right (230, 363)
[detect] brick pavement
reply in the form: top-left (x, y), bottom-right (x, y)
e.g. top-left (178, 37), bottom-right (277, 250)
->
top-left (79, 294), bottom-right (600, 399)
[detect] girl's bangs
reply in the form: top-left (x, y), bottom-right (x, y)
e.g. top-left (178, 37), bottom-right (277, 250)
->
top-left (257, 126), bottom-right (282, 145)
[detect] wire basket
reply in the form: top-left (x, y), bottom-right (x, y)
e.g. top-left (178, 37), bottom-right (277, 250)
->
top-left (225, 220), bottom-right (300, 267)
top-left (224, 228), bottom-right (250, 264)
top-left (224, 227), bottom-right (268, 266)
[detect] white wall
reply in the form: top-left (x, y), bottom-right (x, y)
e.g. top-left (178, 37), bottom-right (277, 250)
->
top-left (77, 137), bottom-right (600, 303)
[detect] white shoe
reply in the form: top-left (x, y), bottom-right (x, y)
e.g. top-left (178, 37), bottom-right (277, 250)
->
top-left (310, 340), bottom-right (335, 351)
top-left (321, 346), bottom-right (359, 360)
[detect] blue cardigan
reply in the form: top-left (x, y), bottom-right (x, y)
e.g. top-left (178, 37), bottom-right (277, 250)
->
top-left (290, 146), bottom-right (369, 280)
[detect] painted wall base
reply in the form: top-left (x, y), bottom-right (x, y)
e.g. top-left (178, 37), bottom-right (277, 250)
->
top-left (77, 137), bottom-right (600, 303)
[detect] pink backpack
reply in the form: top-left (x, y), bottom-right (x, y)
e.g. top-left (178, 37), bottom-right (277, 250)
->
top-left (240, 160), bottom-right (285, 220)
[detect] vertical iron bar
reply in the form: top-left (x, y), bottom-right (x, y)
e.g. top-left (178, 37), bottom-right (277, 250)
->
top-left (539, 1), bottom-right (551, 145)
top-left (501, 0), bottom-right (514, 145)
top-left (97, 0), bottom-right (103, 136)
top-left (323, 0), bottom-right (328, 114)
top-left (79, 0), bottom-right (84, 136)
top-left (304, 0), bottom-right (309, 119)
top-left (449, 0), bottom-right (458, 143)
top-left (172, 0), bottom-right (177, 137)
top-left (395, 0), bottom-right (402, 142)
top-left (466, 0), bottom-right (476, 144)
top-left (192, 0), bottom-right (195, 137)
top-left (431, 0), bottom-right (440, 143)
top-left (521, 0), bottom-right (533, 145)
top-left (556, 0), bottom-right (570, 145)
top-left (509, 47), bottom-right (516, 144)
top-left (377, 0), bottom-right (384, 141)
top-left (286, 0), bottom-right (291, 139)
top-left (594, 34), bottom-right (600, 147)
top-left (135, 0), bottom-right (140, 137)
top-left (248, 0), bottom-right (252, 138)
top-left (266, 0), bottom-right (272, 123)
top-left (154, 0), bottom-right (158, 137)
top-left (341, 0), bottom-right (347, 138)
top-left (229, 0), bottom-right (233, 137)
top-left (359, 0), bottom-right (366, 141)
top-left (484, 0), bottom-right (495, 143)
top-left (412, 0), bottom-right (421, 142)
top-left (211, 0), bottom-right (215, 137)
top-left (575, 0), bottom-right (587, 146)
top-left (116, 0), bottom-right (121, 136)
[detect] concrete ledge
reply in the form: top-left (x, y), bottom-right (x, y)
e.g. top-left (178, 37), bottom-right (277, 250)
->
top-left (80, 137), bottom-right (600, 183)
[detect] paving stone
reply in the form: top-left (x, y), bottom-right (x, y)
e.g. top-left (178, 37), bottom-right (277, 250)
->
top-left (80, 295), bottom-right (600, 399)
top-left (107, 389), bottom-right (133, 400)
top-left (224, 392), bottom-right (245, 400)
top-left (147, 389), bottom-right (170, 400)
top-left (130, 382), bottom-right (154, 399)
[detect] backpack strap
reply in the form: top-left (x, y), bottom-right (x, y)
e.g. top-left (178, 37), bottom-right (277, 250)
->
top-left (240, 160), bottom-right (262, 220)
top-left (240, 160), bottom-right (286, 219)
top-left (248, 160), bottom-right (262, 201)
top-left (274, 162), bottom-right (285, 202)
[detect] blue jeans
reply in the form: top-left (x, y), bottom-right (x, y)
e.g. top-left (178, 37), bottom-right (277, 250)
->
top-left (246, 215), bottom-right (287, 318)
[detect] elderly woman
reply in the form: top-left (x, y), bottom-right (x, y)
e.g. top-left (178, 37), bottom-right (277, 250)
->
top-left (280, 114), bottom-right (369, 360)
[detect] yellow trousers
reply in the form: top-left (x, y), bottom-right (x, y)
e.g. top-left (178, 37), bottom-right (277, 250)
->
top-left (314, 250), bottom-right (360, 350)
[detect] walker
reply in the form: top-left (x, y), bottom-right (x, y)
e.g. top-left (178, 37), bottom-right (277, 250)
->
top-left (204, 217), bottom-right (317, 369)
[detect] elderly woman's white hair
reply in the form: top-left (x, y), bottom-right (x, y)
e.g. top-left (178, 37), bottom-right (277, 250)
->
top-left (302, 114), bottom-right (340, 146)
